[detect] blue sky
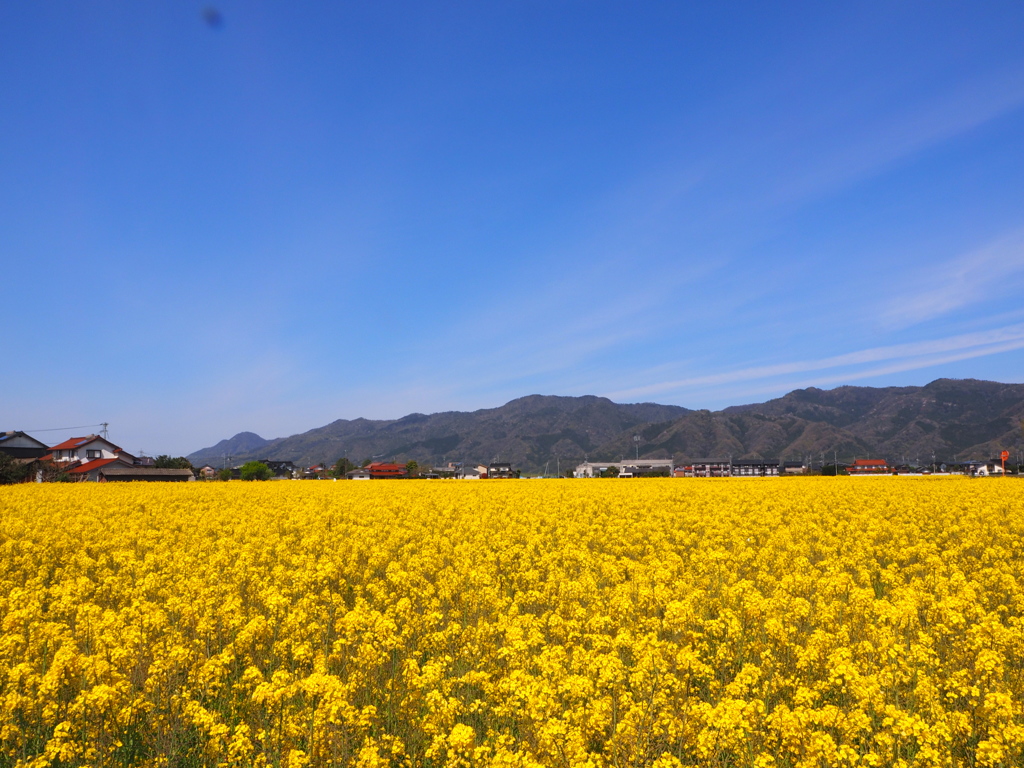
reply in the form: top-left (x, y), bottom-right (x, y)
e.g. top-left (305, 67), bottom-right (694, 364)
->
top-left (3, 2), bottom-right (1024, 456)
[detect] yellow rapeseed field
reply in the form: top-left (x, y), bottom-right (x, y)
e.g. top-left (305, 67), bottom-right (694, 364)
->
top-left (1, 478), bottom-right (1023, 768)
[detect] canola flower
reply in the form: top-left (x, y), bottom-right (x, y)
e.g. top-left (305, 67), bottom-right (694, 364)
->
top-left (0, 478), bottom-right (1022, 767)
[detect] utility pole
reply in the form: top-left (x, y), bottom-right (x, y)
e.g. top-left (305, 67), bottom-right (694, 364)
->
top-left (633, 435), bottom-right (640, 461)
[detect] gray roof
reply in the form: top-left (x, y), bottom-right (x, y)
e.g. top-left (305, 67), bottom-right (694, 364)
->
top-left (0, 431), bottom-right (49, 448)
top-left (100, 467), bottom-right (194, 479)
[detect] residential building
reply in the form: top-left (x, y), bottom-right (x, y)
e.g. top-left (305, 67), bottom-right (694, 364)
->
top-left (964, 460), bottom-right (1005, 477)
top-left (847, 459), bottom-right (889, 475)
top-left (574, 460), bottom-right (673, 478)
top-left (688, 459), bottom-right (732, 477)
top-left (48, 435), bottom-right (125, 465)
top-left (0, 431), bottom-right (50, 460)
top-left (259, 460), bottom-right (297, 478)
top-left (67, 457), bottom-right (134, 482)
top-left (486, 462), bottom-right (519, 479)
top-left (731, 460), bottom-right (780, 477)
top-left (368, 462), bottom-right (407, 479)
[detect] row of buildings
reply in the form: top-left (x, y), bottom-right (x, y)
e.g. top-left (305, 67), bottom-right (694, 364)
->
top-left (199, 460), bottom-right (523, 481)
top-left (573, 459), bottom-right (808, 478)
top-left (344, 461), bottom-right (519, 480)
top-left (3, 430), bottom-right (1011, 482)
top-left (575, 457), bottom-right (1010, 477)
top-left (0, 432), bottom-right (194, 482)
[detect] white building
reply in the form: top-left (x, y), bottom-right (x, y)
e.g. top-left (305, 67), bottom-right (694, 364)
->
top-left (574, 460), bottom-right (674, 478)
top-left (48, 435), bottom-right (127, 464)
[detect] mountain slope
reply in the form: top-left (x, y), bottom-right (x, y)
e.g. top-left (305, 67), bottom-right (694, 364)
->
top-left (599, 379), bottom-right (1024, 464)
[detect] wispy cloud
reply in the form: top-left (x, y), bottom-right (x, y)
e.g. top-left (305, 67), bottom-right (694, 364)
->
top-left (767, 69), bottom-right (1024, 209)
top-left (608, 323), bottom-right (1024, 401)
top-left (879, 229), bottom-right (1024, 329)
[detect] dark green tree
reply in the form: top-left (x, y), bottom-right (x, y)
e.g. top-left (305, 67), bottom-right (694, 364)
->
top-left (0, 453), bottom-right (31, 485)
top-left (240, 461), bottom-right (272, 481)
top-left (154, 455), bottom-right (194, 470)
top-left (332, 457), bottom-right (355, 477)
top-left (405, 460), bottom-right (419, 478)
top-left (218, 467), bottom-right (233, 481)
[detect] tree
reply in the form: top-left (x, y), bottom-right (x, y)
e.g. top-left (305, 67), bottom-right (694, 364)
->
top-left (405, 460), bottom-right (419, 478)
top-left (332, 457), bottom-right (355, 477)
top-left (601, 466), bottom-right (620, 478)
top-left (240, 461), bottom-right (272, 481)
top-left (154, 455), bottom-right (194, 470)
top-left (361, 458), bottom-right (372, 468)
top-left (0, 453), bottom-right (31, 485)
top-left (218, 467), bottom-right (233, 481)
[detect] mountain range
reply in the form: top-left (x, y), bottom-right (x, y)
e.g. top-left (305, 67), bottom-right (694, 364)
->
top-left (187, 378), bottom-right (1024, 473)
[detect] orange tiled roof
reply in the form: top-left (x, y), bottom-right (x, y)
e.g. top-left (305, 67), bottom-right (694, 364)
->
top-left (67, 458), bottom-right (119, 474)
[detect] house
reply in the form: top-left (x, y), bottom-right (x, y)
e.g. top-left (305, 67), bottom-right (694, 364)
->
top-left (574, 460), bottom-right (674, 478)
top-left (457, 467), bottom-right (482, 479)
top-left (198, 464), bottom-right (218, 479)
top-left (67, 451), bottom-right (196, 482)
top-left (782, 461), bottom-right (807, 475)
top-left (368, 462), bottom-right (407, 479)
top-left (47, 434), bottom-right (140, 481)
top-left (847, 459), bottom-right (889, 475)
top-left (486, 462), bottom-right (519, 479)
top-left (688, 459), bottom-right (732, 477)
top-left (259, 460), bottom-right (297, 479)
top-left (47, 435), bottom-right (125, 465)
top-left (617, 461), bottom-right (673, 477)
top-left (44, 434), bottom-right (195, 482)
top-left (346, 468), bottom-right (371, 480)
top-left (965, 460), bottom-right (1005, 477)
top-left (0, 431), bottom-right (50, 460)
top-left (731, 460), bottom-right (780, 477)
top-left (67, 457), bottom-right (135, 482)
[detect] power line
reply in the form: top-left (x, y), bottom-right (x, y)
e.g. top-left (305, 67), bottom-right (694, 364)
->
top-left (22, 423), bottom-right (108, 433)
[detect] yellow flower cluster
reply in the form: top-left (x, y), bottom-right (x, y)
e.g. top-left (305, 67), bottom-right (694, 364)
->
top-left (1, 478), bottom-right (1023, 767)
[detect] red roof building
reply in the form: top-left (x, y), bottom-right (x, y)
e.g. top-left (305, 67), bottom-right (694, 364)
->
top-left (66, 457), bottom-right (124, 482)
top-left (368, 462), bottom-right (408, 479)
top-left (49, 435), bottom-right (123, 465)
top-left (847, 459), bottom-right (889, 474)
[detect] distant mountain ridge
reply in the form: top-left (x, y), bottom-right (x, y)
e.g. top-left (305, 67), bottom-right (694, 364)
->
top-left (187, 395), bottom-right (689, 471)
top-left (187, 379), bottom-right (1024, 472)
